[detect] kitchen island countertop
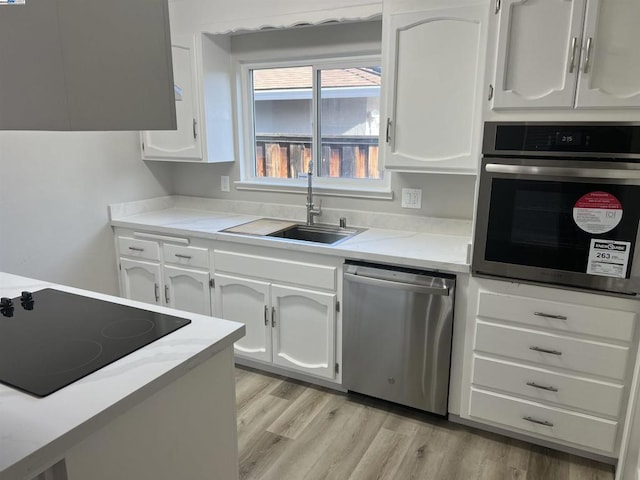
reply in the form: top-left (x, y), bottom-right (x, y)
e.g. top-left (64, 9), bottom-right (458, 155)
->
top-left (0, 272), bottom-right (244, 480)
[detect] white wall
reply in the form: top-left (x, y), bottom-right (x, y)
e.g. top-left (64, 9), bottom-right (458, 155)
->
top-left (0, 131), bottom-right (172, 295)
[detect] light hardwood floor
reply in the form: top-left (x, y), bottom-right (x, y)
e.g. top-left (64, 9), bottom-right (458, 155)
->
top-left (235, 366), bottom-right (615, 480)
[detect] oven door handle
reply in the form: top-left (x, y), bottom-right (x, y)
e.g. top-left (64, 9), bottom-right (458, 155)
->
top-left (485, 163), bottom-right (640, 180)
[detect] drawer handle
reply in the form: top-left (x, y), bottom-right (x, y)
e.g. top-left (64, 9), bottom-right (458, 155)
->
top-left (174, 254), bottom-right (192, 259)
top-left (523, 416), bottom-right (553, 427)
top-left (529, 346), bottom-right (562, 356)
top-left (534, 312), bottom-right (567, 321)
top-left (526, 381), bottom-right (558, 392)
top-left (128, 246), bottom-right (144, 252)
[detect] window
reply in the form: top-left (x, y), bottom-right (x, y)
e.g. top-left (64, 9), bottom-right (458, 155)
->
top-left (240, 57), bottom-right (388, 195)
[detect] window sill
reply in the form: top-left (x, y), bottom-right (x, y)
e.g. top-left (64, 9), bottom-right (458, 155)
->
top-left (234, 180), bottom-right (393, 200)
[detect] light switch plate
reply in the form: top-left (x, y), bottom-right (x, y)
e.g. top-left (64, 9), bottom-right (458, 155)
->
top-left (221, 176), bottom-right (230, 192)
top-left (401, 188), bottom-right (422, 209)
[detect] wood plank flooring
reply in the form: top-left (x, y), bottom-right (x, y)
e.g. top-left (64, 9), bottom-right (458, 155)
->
top-left (235, 366), bottom-right (615, 480)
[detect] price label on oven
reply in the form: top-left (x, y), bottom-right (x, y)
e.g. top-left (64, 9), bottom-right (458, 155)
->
top-left (587, 239), bottom-right (631, 278)
top-left (573, 191), bottom-right (623, 234)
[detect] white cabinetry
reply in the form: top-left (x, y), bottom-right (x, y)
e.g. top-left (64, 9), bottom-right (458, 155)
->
top-left (141, 34), bottom-right (235, 163)
top-left (380, 0), bottom-right (488, 174)
top-left (116, 232), bottom-right (212, 316)
top-left (142, 36), bottom-right (203, 161)
top-left (460, 277), bottom-right (638, 456)
top-left (492, 0), bottom-right (640, 109)
top-left (213, 248), bottom-right (339, 381)
top-left (215, 274), bottom-right (271, 363)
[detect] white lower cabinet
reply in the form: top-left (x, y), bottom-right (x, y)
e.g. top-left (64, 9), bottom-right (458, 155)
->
top-left (469, 388), bottom-right (618, 453)
top-left (116, 232), bottom-right (212, 316)
top-left (213, 248), bottom-right (340, 382)
top-left (120, 258), bottom-right (162, 305)
top-left (215, 274), bottom-right (271, 363)
top-left (163, 265), bottom-right (211, 316)
top-left (271, 284), bottom-right (336, 379)
top-left (461, 277), bottom-right (639, 456)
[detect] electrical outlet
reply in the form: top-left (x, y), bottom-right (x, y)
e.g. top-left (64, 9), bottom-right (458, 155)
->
top-left (401, 188), bottom-right (422, 209)
top-left (221, 176), bottom-right (230, 192)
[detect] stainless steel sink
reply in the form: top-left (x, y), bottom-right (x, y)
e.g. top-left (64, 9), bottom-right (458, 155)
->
top-left (267, 224), bottom-right (364, 245)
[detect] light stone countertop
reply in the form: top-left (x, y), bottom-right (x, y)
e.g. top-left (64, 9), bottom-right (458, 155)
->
top-left (0, 272), bottom-right (244, 480)
top-left (109, 196), bottom-right (472, 274)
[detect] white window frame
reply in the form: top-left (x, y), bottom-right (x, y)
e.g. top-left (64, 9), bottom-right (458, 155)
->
top-left (236, 54), bottom-right (392, 200)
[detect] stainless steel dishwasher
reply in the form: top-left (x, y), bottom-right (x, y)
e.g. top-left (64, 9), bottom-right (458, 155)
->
top-left (343, 261), bottom-right (455, 415)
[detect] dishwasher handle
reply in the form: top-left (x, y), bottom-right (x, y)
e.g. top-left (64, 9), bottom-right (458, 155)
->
top-left (344, 272), bottom-right (450, 296)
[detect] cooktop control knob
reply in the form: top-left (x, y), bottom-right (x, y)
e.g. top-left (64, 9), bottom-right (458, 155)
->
top-left (0, 297), bottom-right (13, 308)
top-left (20, 291), bottom-right (34, 310)
top-left (0, 297), bottom-right (14, 317)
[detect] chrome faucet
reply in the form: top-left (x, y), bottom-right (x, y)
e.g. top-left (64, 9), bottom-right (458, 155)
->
top-left (306, 161), bottom-right (322, 225)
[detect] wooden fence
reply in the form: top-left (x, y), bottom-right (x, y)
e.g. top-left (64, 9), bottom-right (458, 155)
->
top-left (255, 135), bottom-right (380, 180)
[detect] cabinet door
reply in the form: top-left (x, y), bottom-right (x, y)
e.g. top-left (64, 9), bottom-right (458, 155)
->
top-left (271, 285), bottom-right (336, 379)
top-left (214, 274), bottom-right (271, 363)
top-left (493, 0), bottom-right (586, 109)
top-left (382, 4), bottom-right (487, 173)
top-left (120, 258), bottom-right (161, 305)
top-left (163, 265), bottom-right (211, 316)
top-left (575, 0), bottom-right (640, 108)
top-left (141, 35), bottom-right (202, 161)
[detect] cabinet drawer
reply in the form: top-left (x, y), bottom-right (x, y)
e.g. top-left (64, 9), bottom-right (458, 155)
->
top-left (213, 250), bottom-right (336, 291)
top-left (472, 355), bottom-right (624, 417)
top-left (475, 321), bottom-right (629, 380)
top-left (117, 237), bottom-right (160, 261)
top-left (469, 388), bottom-right (618, 453)
top-left (163, 244), bottom-right (209, 269)
top-left (477, 291), bottom-right (635, 342)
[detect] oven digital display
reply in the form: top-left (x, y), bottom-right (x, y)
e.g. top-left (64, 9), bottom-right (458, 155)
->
top-left (555, 132), bottom-right (583, 146)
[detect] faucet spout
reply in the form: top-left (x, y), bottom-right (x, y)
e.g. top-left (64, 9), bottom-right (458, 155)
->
top-left (306, 160), bottom-right (322, 225)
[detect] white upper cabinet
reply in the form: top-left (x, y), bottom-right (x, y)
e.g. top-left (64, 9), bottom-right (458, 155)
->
top-left (142, 33), bottom-right (235, 163)
top-left (493, 0), bottom-right (640, 109)
top-left (381, 1), bottom-right (488, 174)
top-left (493, 0), bottom-right (585, 109)
top-left (142, 36), bottom-right (203, 161)
top-left (575, 0), bottom-right (640, 108)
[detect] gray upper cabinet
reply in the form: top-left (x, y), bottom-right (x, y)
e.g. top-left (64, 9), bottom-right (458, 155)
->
top-left (0, 0), bottom-right (176, 131)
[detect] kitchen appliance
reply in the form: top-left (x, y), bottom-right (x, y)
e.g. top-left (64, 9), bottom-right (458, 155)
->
top-left (473, 122), bottom-right (640, 295)
top-left (342, 261), bottom-right (455, 415)
top-left (0, 289), bottom-right (191, 397)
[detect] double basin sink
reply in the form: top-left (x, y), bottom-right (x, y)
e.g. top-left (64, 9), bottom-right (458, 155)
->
top-left (223, 220), bottom-right (365, 245)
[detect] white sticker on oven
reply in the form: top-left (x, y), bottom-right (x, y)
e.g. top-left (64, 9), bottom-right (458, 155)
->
top-left (587, 239), bottom-right (631, 278)
top-left (573, 191), bottom-right (623, 234)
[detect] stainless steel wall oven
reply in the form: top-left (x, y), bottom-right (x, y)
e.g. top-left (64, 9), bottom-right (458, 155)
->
top-left (473, 122), bottom-right (640, 295)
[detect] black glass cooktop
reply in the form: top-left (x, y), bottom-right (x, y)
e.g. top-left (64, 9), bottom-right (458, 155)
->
top-left (0, 289), bottom-right (191, 397)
